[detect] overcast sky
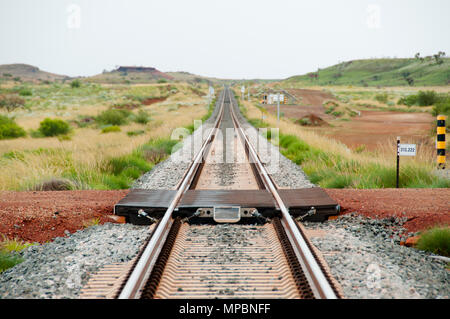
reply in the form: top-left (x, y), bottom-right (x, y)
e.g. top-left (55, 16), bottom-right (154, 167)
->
top-left (0, 0), bottom-right (449, 79)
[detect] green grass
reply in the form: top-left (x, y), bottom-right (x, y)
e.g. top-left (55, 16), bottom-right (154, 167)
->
top-left (0, 236), bottom-right (35, 273)
top-left (417, 227), bottom-right (450, 257)
top-left (284, 58), bottom-right (450, 87)
top-left (0, 251), bottom-right (23, 273)
top-left (248, 117), bottom-right (450, 189)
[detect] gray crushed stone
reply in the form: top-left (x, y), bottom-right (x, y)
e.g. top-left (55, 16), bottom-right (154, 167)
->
top-left (0, 223), bottom-right (151, 299)
top-left (303, 213), bottom-right (449, 299)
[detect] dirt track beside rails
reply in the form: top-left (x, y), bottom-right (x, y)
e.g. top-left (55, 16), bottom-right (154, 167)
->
top-left (0, 188), bottom-right (448, 243)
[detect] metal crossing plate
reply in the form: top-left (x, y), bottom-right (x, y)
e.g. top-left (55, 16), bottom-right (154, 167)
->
top-left (114, 188), bottom-right (339, 223)
top-left (213, 206), bottom-right (241, 223)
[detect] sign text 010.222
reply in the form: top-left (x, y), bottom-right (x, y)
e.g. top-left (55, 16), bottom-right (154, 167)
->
top-left (398, 144), bottom-right (416, 156)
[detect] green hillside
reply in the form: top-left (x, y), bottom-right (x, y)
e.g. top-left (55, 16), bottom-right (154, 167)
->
top-left (284, 58), bottom-right (450, 87)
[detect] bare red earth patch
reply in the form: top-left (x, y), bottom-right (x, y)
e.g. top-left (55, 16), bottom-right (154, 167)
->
top-left (0, 190), bottom-right (129, 243)
top-left (141, 96), bottom-right (167, 105)
top-left (325, 188), bottom-right (450, 233)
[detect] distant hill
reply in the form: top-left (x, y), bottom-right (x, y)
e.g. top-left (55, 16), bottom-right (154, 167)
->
top-left (283, 58), bottom-right (450, 87)
top-left (86, 66), bottom-right (177, 84)
top-left (166, 71), bottom-right (221, 84)
top-left (0, 64), bottom-right (68, 82)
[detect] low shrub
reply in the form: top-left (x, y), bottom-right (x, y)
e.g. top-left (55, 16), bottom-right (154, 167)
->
top-left (0, 115), bottom-right (26, 139)
top-left (399, 91), bottom-right (440, 106)
top-left (127, 130), bottom-right (145, 137)
top-left (101, 125), bottom-right (121, 133)
top-left (38, 118), bottom-right (71, 137)
top-left (96, 109), bottom-right (131, 126)
top-left (70, 79), bottom-right (81, 88)
top-left (0, 94), bottom-right (25, 111)
top-left (132, 110), bottom-right (150, 124)
top-left (417, 90), bottom-right (439, 106)
top-left (32, 178), bottom-right (76, 191)
top-left (432, 97), bottom-right (450, 128)
top-left (417, 227), bottom-right (450, 257)
top-left (375, 93), bottom-right (388, 104)
top-left (18, 88), bottom-right (32, 96)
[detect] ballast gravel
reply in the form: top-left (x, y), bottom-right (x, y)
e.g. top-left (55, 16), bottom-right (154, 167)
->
top-left (0, 223), bottom-right (151, 299)
top-left (303, 214), bottom-right (449, 299)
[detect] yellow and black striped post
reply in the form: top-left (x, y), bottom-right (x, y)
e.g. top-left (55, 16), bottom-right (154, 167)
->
top-left (437, 115), bottom-right (446, 169)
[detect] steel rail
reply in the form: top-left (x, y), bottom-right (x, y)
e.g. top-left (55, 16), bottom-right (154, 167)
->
top-left (228, 90), bottom-right (337, 299)
top-left (117, 88), bottom-right (226, 299)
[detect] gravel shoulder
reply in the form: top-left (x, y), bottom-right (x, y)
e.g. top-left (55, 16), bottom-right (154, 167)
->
top-left (304, 214), bottom-right (449, 299)
top-left (0, 223), bottom-right (151, 299)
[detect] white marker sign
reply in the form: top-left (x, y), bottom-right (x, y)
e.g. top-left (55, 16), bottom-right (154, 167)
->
top-left (398, 144), bottom-right (416, 156)
top-left (241, 86), bottom-right (245, 93)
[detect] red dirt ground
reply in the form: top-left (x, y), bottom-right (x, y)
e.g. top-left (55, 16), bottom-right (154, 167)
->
top-left (315, 110), bottom-right (435, 151)
top-left (263, 88), bottom-right (435, 152)
top-left (0, 189), bottom-right (448, 244)
top-left (325, 189), bottom-right (450, 233)
top-left (141, 96), bottom-right (167, 105)
top-left (285, 89), bottom-right (336, 107)
top-left (0, 190), bottom-right (129, 243)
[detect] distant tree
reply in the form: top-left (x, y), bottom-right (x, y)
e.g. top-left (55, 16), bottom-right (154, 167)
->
top-left (434, 51), bottom-right (446, 65)
top-left (405, 77), bottom-right (414, 86)
top-left (70, 79), bottom-right (81, 88)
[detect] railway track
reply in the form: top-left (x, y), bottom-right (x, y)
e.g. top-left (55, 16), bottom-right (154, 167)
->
top-left (82, 87), bottom-right (342, 299)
